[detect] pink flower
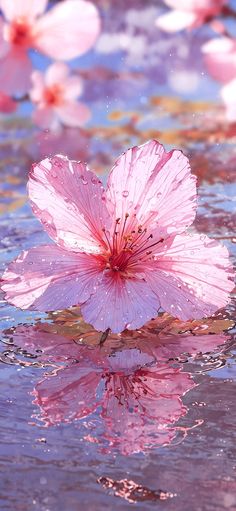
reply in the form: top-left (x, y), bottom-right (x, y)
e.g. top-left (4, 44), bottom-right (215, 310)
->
top-left (156, 0), bottom-right (227, 32)
top-left (30, 62), bottom-right (90, 130)
top-left (0, 0), bottom-right (100, 95)
top-left (1, 140), bottom-right (234, 333)
top-left (9, 322), bottom-right (228, 454)
top-left (202, 37), bottom-right (236, 84)
top-left (0, 90), bottom-right (17, 112)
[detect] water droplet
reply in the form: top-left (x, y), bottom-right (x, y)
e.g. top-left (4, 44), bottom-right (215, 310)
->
top-left (122, 190), bottom-right (129, 198)
top-left (81, 175), bottom-right (88, 185)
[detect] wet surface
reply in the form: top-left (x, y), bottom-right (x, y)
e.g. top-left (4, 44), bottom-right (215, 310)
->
top-left (0, 1), bottom-right (236, 510)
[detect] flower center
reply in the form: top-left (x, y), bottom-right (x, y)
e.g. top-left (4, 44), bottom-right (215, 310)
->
top-left (101, 213), bottom-right (164, 274)
top-left (43, 85), bottom-right (64, 107)
top-left (7, 18), bottom-right (33, 48)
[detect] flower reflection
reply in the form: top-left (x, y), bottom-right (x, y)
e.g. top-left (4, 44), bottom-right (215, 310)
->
top-left (8, 321), bottom-right (229, 454)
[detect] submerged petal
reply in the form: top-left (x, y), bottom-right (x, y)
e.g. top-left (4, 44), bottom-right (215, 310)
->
top-left (34, 0), bottom-right (100, 60)
top-left (28, 155), bottom-right (111, 254)
top-left (106, 140), bottom-right (197, 238)
top-left (1, 245), bottom-right (103, 311)
top-left (81, 272), bottom-right (160, 333)
top-left (145, 233), bottom-right (234, 320)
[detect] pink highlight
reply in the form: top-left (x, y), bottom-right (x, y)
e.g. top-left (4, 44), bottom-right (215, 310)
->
top-left (1, 140), bottom-right (234, 333)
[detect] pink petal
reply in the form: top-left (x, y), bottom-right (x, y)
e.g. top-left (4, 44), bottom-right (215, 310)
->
top-left (81, 272), bottom-right (160, 333)
top-left (0, 19), bottom-right (9, 58)
top-left (106, 140), bottom-right (197, 238)
top-left (0, 48), bottom-right (32, 95)
top-left (1, 244), bottom-right (103, 311)
top-left (0, 0), bottom-right (48, 21)
top-left (164, 0), bottom-right (226, 12)
top-left (156, 10), bottom-right (198, 31)
top-left (57, 100), bottom-right (90, 127)
top-left (32, 106), bottom-right (58, 130)
top-left (145, 233), bottom-right (234, 320)
top-left (202, 37), bottom-right (236, 84)
top-left (44, 61), bottom-right (69, 86)
top-left (28, 155), bottom-right (111, 254)
top-left (34, 0), bottom-right (100, 60)
top-left (34, 366), bottom-right (100, 425)
top-left (30, 69), bottom-right (45, 102)
top-left (63, 76), bottom-right (83, 100)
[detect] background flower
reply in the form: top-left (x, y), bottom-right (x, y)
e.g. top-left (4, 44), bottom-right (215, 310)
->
top-left (0, 0), bottom-right (100, 95)
top-left (30, 62), bottom-right (90, 130)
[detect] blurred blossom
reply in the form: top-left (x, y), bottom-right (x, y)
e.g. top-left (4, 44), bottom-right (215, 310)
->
top-left (202, 37), bottom-right (236, 83)
top-left (202, 37), bottom-right (236, 122)
top-left (156, 0), bottom-right (227, 32)
top-left (2, 141), bottom-right (234, 334)
top-left (167, 70), bottom-right (200, 94)
top-left (221, 79), bottom-right (236, 122)
top-left (0, 90), bottom-right (17, 112)
top-left (30, 62), bottom-right (90, 131)
top-left (0, 0), bottom-right (100, 95)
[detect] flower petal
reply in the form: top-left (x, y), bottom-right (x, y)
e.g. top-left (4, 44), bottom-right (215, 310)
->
top-left (57, 101), bottom-right (90, 127)
top-left (156, 10), bottom-right (198, 32)
top-left (44, 61), bottom-right (69, 84)
top-left (28, 155), bottom-right (111, 253)
top-left (32, 106), bottom-right (58, 130)
top-left (34, 0), bottom-right (100, 60)
top-left (106, 140), bottom-right (197, 237)
top-left (0, 49), bottom-right (32, 95)
top-left (145, 233), bottom-right (234, 320)
top-left (30, 69), bottom-right (45, 102)
top-left (81, 272), bottom-right (160, 333)
top-left (0, 0), bottom-right (48, 20)
top-left (164, 0), bottom-right (225, 12)
top-left (1, 245), bottom-right (103, 311)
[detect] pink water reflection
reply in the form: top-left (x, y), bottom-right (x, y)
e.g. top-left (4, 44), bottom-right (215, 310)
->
top-left (10, 322), bottom-right (229, 455)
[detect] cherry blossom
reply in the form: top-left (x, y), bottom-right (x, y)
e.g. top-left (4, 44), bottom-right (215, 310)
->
top-left (156, 0), bottom-right (227, 32)
top-left (30, 62), bottom-right (90, 130)
top-left (202, 37), bottom-right (236, 122)
top-left (0, 0), bottom-right (100, 95)
top-left (202, 37), bottom-right (236, 84)
top-left (1, 140), bottom-right (234, 333)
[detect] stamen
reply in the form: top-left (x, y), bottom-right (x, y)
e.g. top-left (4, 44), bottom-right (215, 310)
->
top-left (102, 227), bottom-right (112, 252)
top-left (120, 213), bottom-right (129, 240)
